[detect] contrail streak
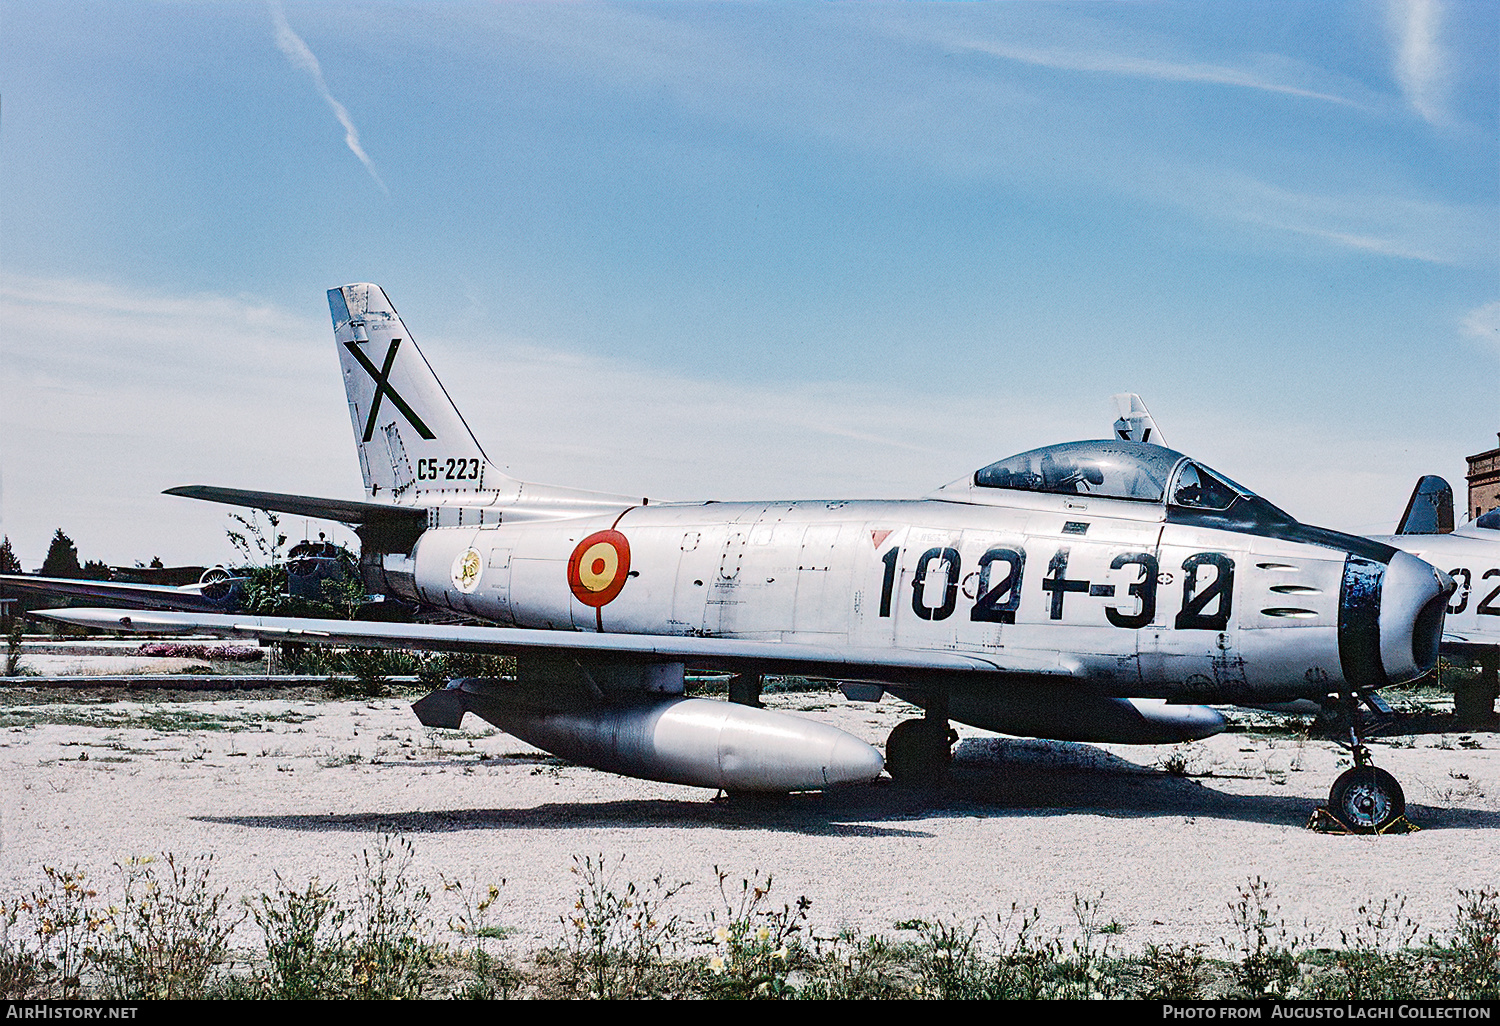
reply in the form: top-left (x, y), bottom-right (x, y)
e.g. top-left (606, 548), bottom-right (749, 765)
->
top-left (1388, 0), bottom-right (1450, 125)
top-left (270, 2), bottom-right (388, 194)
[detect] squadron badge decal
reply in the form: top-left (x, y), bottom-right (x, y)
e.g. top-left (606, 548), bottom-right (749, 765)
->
top-left (452, 547), bottom-right (483, 594)
top-left (568, 530), bottom-right (632, 607)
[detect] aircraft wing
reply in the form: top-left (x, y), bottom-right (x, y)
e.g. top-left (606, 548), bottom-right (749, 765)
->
top-left (1441, 632), bottom-right (1493, 660)
top-left (32, 607), bottom-right (1084, 682)
top-left (0, 575), bottom-right (227, 613)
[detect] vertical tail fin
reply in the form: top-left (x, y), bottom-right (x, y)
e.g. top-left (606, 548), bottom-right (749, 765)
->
top-left (1394, 475), bottom-right (1455, 535)
top-left (329, 283), bottom-right (646, 516)
top-left (330, 283), bottom-right (507, 501)
top-left (1111, 393), bottom-right (1166, 447)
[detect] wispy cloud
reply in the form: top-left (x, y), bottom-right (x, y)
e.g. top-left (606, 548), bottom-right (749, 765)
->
top-left (269, 2), bottom-right (388, 194)
top-left (1461, 301), bottom-right (1500, 352)
top-left (945, 36), bottom-right (1356, 107)
top-left (1387, 0), bottom-right (1452, 125)
top-left (1150, 168), bottom-right (1495, 266)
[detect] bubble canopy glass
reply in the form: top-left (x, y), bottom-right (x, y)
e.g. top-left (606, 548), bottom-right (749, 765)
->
top-left (973, 441), bottom-right (1256, 510)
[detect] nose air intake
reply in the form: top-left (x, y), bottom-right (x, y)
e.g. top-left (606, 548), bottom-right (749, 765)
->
top-left (1338, 550), bottom-right (1455, 689)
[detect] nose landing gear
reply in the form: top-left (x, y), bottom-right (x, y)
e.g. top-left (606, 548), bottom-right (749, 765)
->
top-left (1313, 692), bottom-right (1411, 834)
top-left (1326, 749), bottom-right (1406, 833)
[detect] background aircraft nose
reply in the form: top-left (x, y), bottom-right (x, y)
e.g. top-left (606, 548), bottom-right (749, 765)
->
top-left (1338, 550), bottom-right (1453, 690)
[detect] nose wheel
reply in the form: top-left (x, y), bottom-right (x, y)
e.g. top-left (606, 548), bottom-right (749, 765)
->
top-left (1327, 752), bottom-right (1406, 833)
top-left (1316, 692), bottom-right (1410, 834)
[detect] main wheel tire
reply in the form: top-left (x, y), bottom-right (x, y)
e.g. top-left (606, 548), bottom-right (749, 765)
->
top-left (1328, 765), bottom-right (1405, 833)
top-left (885, 720), bottom-right (953, 784)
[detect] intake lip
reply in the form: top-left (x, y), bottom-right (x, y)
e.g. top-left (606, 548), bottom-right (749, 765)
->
top-left (1338, 551), bottom-right (1453, 690)
top-left (1410, 587), bottom-right (1448, 672)
top-left (1379, 552), bottom-right (1454, 683)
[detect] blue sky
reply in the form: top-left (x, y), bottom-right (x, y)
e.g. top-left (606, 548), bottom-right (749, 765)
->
top-left (1, 1), bottom-right (1496, 567)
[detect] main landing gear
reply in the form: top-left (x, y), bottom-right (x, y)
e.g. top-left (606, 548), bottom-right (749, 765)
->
top-left (885, 689), bottom-right (958, 784)
top-left (1319, 692), bottom-right (1408, 834)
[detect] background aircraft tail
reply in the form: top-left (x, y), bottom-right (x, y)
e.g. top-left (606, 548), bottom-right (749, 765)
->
top-left (1111, 393), bottom-right (1166, 447)
top-left (1394, 475), bottom-right (1455, 535)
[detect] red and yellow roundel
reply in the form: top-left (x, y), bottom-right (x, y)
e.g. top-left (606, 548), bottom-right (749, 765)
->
top-left (567, 530), bottom-right (632, 608)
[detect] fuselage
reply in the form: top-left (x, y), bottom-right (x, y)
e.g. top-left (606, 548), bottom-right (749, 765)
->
top-left (376, 484), bottom-right (1446, 707)
top-left (1372, 523), bottom-right (1500, 656)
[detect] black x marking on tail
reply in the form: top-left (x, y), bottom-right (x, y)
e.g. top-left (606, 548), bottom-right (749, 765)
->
top-left (345, 339), bottom-right (436, 442)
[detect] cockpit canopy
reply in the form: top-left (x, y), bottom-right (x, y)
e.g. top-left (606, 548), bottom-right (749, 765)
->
top-left (972, 440), bottom-right (1265, 512)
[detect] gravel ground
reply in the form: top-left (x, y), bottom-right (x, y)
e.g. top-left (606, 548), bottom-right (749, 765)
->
top-left (1, 686), bottom-right (1496, 957)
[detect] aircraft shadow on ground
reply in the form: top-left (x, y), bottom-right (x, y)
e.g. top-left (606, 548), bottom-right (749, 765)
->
top-left (193, 738), bottom-right (1500, 836)
top-left (940, 737), bottom-right (1500, 831)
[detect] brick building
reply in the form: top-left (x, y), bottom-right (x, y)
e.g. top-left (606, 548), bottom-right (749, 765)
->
top-left (1468, 434), bottom-right (1500, 521)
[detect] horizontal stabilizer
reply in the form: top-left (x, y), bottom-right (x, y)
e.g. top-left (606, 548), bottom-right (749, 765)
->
top-left (0, 574), bottom-right (228, 613)
top-left (165, 485), bottom-right (427, 549)
top-left (165, 485), bottom-right (428, 528)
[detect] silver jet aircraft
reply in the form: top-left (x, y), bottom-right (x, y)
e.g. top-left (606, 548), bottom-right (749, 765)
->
top-left (22, 286), bottom-right (1454, 832)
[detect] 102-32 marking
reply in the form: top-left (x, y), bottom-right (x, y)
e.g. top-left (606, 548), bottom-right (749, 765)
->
top-left (877, 545), bottom-right (1234, 631)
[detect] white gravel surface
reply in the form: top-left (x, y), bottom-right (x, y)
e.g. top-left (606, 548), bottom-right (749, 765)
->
top-left (1, 688), bottom-right (1496, 956)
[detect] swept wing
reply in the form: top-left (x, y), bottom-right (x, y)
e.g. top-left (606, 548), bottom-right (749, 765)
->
top-left (33, 606), bottom-right (1084, 682)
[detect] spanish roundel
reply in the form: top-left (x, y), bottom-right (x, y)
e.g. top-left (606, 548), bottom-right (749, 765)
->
top-left (567, 530), bottom-right (632, 608)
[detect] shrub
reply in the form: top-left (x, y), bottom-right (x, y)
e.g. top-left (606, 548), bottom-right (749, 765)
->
top-left (563, 853), bottom-right (688, 999)
top-left (104, 854), bottom-right (241, 999)
top-left (249, 876), bottom-right (349, 999)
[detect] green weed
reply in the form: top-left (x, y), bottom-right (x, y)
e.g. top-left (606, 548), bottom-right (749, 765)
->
top-left (1139, 942), bottom-right (1212, 999)
top-left (347, 835), bottom-right (435, 999)
top-left (703, 868), bottom-right (810, 999)
top-left (1437, 887), bottom-right (1500, 999)
top-left (562, 853), bottom-right (688, 999)
top-left (1225, 876), bottom-right (1306, 998)
top-left (103, 854), bottom-right (241, 999)
top-left (249, 875), bottom-right (348, 999)
top-left (2, 866), bottom-right (110, 997)
top-left (441, 875), bottom-right (516, 999)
